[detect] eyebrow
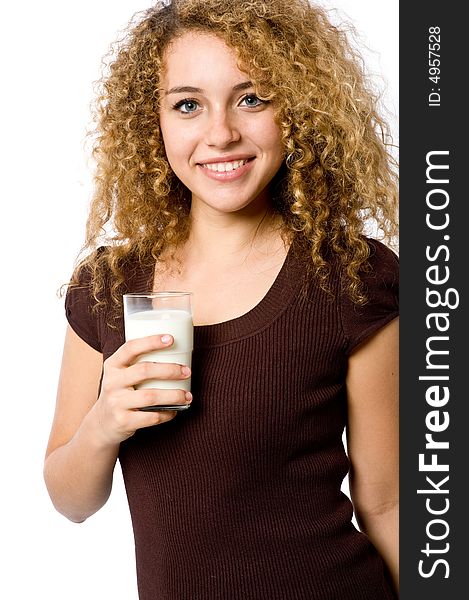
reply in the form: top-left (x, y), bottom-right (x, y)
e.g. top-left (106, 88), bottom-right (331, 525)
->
top-left (165, 80), bottom-right (254, 95)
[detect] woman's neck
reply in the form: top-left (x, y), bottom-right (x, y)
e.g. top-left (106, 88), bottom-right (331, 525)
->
top-left (184, 204), bottom-right (284, 267)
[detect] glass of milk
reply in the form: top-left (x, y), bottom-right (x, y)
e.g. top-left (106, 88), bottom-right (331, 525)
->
top-left (123, 292), bottom-right (194, 411)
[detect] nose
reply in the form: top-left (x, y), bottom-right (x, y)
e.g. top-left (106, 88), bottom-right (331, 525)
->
top-left (205, 108), bottom-right (240, 148)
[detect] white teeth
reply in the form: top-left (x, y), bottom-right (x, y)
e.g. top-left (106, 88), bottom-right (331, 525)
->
top-left (203, 159), bottom-right (248, 172)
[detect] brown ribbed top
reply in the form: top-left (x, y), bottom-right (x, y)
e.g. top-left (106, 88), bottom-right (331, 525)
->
top-left (65, 238), bottom-right (398, 600)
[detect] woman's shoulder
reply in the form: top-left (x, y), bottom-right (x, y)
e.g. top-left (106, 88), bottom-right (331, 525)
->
top-left (71, 245), bottom-right (146, 285)
top-left (365, 237), bottom-right (399, 270)
top-left (64, 246), bottom-right (118, 352)
top-left (339, 237), bottom-right (399, 354)
top-left (64, 246), bottom-right (150, 354)
top-left (356, 237), bottom-right (399, 294)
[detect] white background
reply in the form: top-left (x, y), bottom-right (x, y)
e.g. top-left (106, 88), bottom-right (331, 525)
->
top-left (0, 2), bottom-right (397, 598)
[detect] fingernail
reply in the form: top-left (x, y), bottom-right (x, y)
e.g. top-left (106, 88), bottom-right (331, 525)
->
top-left (185, 392), bottom-right (193, 402)
top-left (181, 366), bottom-right (191, 377)
top-left (161, 334), bottom-right (172, 344)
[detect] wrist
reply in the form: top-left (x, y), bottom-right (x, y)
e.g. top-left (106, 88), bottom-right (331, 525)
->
top-left (81, 404), bottom-right (122, 455)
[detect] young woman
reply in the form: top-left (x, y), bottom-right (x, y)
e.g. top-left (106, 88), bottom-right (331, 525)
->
top-left (44, 1), bottom-right (399, 598)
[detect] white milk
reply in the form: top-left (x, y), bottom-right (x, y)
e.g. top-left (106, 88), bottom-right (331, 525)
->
top-left (124, 309), bottom-right (193, 390)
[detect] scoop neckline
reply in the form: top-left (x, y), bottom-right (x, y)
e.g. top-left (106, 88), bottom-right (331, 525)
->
top-left (132, 240), bottom-right (304, 348)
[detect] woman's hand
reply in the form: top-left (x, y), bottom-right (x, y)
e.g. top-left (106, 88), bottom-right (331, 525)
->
top-left (91, 334), bottom-right (192, 446)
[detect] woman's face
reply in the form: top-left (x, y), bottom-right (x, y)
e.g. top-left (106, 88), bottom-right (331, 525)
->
top-left (159, 31), bottom-right (284, 216)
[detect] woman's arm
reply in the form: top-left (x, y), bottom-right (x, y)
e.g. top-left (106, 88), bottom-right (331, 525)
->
top-left (346, 317), bottom-right (399, 593)
top-left (44, 325), bottom-right (191, 523)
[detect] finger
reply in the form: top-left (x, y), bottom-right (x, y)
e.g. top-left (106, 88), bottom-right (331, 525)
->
top-left (130, 408), bottom-right (178, 429)
top-left (108, 334), bottom-right (174, 367)
top-left (124, 362), bottom-right (191, 388)
top-left (129, 388), bottom-right (192, 411)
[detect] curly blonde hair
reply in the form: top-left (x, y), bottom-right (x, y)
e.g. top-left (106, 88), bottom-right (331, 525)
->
top-left (72, 0), bottom-right (398, 310)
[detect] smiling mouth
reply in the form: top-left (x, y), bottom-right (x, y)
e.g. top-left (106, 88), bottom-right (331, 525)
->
top-left (199, 158), bottom-right (254, 173)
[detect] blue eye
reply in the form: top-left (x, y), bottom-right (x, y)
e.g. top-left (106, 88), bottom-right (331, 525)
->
top-left (241, 94), bottom-right (264, 107)
top-left (173, 99), bottom-right (199, 113)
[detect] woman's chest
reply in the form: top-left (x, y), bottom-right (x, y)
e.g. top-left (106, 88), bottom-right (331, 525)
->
top-left (153, 256), bottom-right (287, 326)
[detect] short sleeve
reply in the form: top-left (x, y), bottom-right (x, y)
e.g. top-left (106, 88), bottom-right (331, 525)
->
top-left (64, 264), bottom-right (102, 353)
top-left (341, 239), bottom-right (399, 355)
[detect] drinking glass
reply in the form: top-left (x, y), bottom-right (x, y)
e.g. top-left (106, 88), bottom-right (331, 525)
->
top-left (123, 292), bottom-right (193, 411)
